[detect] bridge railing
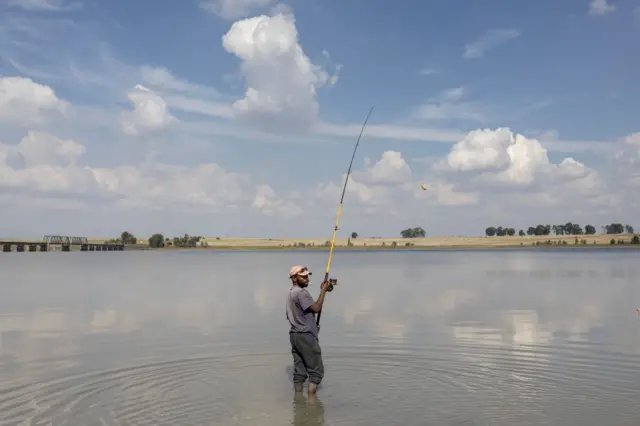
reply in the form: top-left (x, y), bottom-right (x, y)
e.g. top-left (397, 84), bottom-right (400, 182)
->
top-left (42, 235), bottom-right (89, 245)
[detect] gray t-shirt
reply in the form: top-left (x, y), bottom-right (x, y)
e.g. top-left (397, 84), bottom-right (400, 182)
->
top-left (286, 285), bottom-right (318, 337)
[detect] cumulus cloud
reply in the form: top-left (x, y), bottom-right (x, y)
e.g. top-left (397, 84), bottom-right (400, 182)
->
top-left (93, 162), bottom-right (252, 210)
top-left (356, 151), bottom-right (412, 185)
top-left (313, 127), bottom-right (625, 225)
top-left (438, 128), bottom-right (596, 188)
top-left (0, 76), bottom-right (68, 125)
top-left (0, 132), bottom-right (99, 195)
top-left (252, 184), bottom-right (304, 217)
top-left (222, 6), bottom-right (335, 132)
top-left (315, 150), bottom-right (476, 210)
top-left (0, 131), bottom-right (257, 212)
top-left (121, 84), bottom-right (177, 136)
top-left (1, 131), bottom-right (84, 168)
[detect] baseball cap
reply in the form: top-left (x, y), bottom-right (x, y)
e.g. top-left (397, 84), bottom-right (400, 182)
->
top-left (289, 265), bottom-right (311, 278)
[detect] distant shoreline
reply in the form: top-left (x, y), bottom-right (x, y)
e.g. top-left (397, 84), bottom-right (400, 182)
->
top-left (148, 233), bottom-right (640, 250)
top-left (2, 234), bottom-right (638, 251)
top-left (159, 244), bottom-right (639, 251)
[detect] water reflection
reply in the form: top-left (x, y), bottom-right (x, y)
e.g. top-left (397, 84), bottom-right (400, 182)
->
top-left (292, 393), bottom-right (325, 426)
top-left (0, 249), bottom-right (639, 425)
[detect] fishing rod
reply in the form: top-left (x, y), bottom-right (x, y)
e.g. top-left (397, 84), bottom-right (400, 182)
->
top-left (316, 106), bottom-right (375, 329)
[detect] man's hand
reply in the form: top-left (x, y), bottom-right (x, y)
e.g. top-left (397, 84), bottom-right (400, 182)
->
top-left (320, 281), bottom-right (329, 292)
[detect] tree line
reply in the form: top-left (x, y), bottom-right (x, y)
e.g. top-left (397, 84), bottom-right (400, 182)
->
top-left (107, 232), bottom-right (207, 248)
top-left (148, 233), bottom-right (206, 248)
top-left (485, 222), bottom-right (634, 237)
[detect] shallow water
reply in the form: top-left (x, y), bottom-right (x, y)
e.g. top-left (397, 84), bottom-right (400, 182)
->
top-left (1, 248), bottom-right (639, 425)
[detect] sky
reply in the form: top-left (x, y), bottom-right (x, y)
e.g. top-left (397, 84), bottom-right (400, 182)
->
top-left (0, 0), bottom-right (639, 239)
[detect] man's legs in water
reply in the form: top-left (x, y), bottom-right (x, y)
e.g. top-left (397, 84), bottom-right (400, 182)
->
top-left (290, 332), bottom-right (324, 395)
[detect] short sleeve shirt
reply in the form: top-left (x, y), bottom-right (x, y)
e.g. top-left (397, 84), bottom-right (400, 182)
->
top-left (286, 285), bottom-right (318, 337)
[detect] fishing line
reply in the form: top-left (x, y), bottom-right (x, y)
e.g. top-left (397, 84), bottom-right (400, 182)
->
top-left (316, 106), bottom-right (375, 329)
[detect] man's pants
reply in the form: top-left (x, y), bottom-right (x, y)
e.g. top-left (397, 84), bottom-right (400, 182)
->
top-left (290, 332), bottom-right (324, 385)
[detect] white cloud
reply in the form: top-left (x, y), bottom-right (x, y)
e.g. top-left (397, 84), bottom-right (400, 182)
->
top-left (463, 28), bottom-right (521, 59)
top-left (438, 128), bottom-right (600, 188)
top-left (0, 131), bottom-right (99, 195)
top-left (411, 87), bottom-right (484, 122)
top-left (1, 131), bottom-right (84, 167)
top-left (315, 149), bottom-right (478, 211)
top-left (7, 0), bottom-right (82, 11)
top-left (0, 76), bottom-right (68, 125)
top-left (588, 0), bottom-right (616, 15)
top-left (138, 66), bottom-right (221, 98)
top-left (313, 121), bottom-right (467, 144)
top-left (222, 6), bottom-right (335, 132)
top-left (93, 162), bottom-right (252, 210)
top-left (313, 127), bottom-right (623, 225)
top-left (0, 131), bottom-right (258, 212)
top-left (613, 132), bottom-right (640, 189)
top-left (120, 84), bottom-right (177, 136)
top-left (356, 151), bottom-right (412, 185)
top-left (199, 0), bottom-right (277, 20)
top-left (0, 4), bottom-right (636, 239)
top-left (252, 184), bottom-right (304, 217)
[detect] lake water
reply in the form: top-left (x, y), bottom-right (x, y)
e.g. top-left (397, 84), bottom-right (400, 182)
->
top-left (1, 248), bottom-right (640, 425)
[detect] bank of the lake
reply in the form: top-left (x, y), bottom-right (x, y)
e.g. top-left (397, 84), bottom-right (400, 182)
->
top-left (2, 234), bottom-right (638, 252)
top-left (127, 234), bottom-right (640, 250)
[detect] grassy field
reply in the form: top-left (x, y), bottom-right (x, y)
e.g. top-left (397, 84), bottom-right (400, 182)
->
top-left (141, 234), bottom-right (637, 249)
top-left (2, 234), bottom-right (637, 249)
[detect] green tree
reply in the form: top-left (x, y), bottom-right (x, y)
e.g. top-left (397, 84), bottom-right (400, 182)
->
top-left (603, 223), bottom-right (624, 234)
top-left (518, 229), bottom-right (525, 236)
top-left (172, 233), bottom-right (203, 247)
top-left (485, 227), bottom-right (497, 236)
top-left (400, 227), bottom-right (426, 238)
top-left (506, 228), bottom-right (516, 236)
top-left (585, 224), bottom-right (596, 235)
top-left (148, 233), bottom-right (165, 248)
top-left (625, 225), bottom-right (635, 234)
top-left (120, 231), bottom-right (137, 245)
top-left (563, 222), bottom-right (583, 235)
top-left (534, 224), bottom-right (551, 235)
top-left (351, 232), bottom-right (358, 239)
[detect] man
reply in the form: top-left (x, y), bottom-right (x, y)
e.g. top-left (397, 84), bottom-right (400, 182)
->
top-left (286, 265), bottom-right (329, 395)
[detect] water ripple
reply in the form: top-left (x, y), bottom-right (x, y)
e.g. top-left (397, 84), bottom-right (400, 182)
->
top-left (1, 340), bottom-right (638, 425)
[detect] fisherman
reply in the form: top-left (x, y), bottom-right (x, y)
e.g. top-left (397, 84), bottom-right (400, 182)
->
top-left (286, 266), bottom-right (329, 395)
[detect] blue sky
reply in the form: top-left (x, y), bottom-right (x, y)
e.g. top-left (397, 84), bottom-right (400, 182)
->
top-left (0, 0), bottom-right (638, 239)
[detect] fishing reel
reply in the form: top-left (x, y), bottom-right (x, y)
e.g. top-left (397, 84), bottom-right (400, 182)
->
top-left (327, 278), bottom-right (338, 292)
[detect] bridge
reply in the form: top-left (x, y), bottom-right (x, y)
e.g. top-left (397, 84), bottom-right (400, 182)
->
top-left (43, 235), bottom-right (89, 245)
top-left (0, 235), bottom-right (124, 253)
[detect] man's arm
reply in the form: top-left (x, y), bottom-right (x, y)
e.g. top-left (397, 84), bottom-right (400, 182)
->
top-left (298, 283), bottom-right (328, 314)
